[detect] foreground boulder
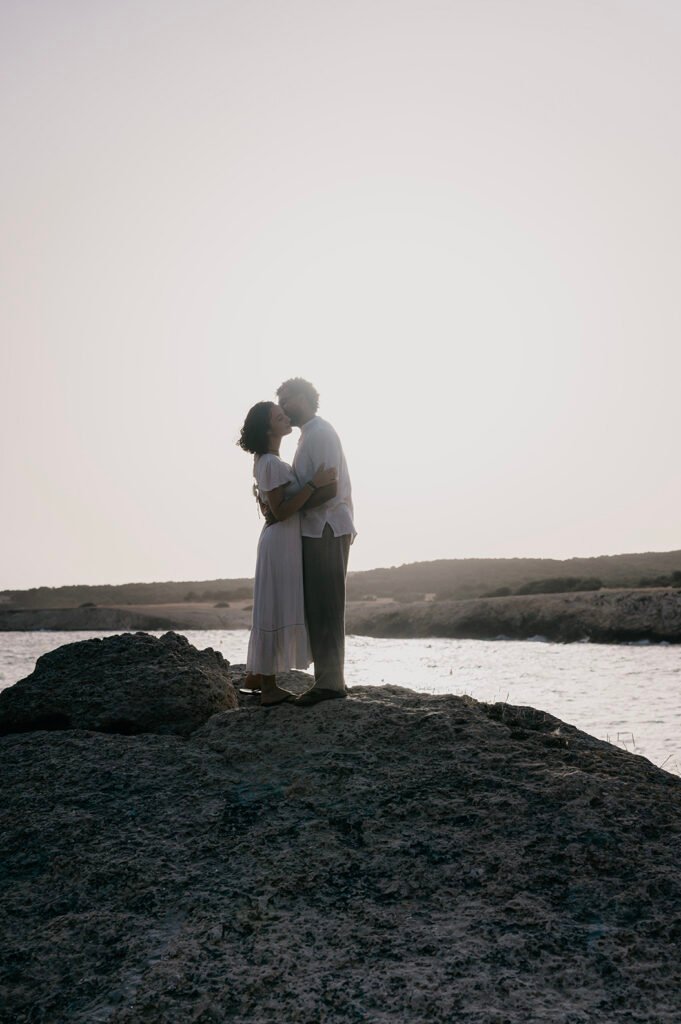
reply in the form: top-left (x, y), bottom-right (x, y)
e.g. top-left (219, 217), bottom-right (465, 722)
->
top-left (0, 631), bottom-right (236, 736)
top-left (1, 682), bottom-right (680, 1022)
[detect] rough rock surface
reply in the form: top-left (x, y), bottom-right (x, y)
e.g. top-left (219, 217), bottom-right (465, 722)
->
top-left (2, 681), bottom-right (681, 1022)
top-left (347, 588), bottom-right (681, 643)
top-left (0, 631), bottom-right (236, 737)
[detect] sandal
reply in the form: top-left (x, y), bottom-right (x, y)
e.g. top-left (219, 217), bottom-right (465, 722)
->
top-left (260, 692), bottom-right (294, 708)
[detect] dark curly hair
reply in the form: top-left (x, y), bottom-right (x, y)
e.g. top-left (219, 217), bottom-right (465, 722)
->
top-left (276, 377), bottom-right (319, 412)
top-left (237, 401), bottom-right (276, 455)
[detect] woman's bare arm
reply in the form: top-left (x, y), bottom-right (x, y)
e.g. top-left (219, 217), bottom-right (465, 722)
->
top-left (265, 466), bottom-right (337, 522)
top-left (304, 481), bottom-right (337, 508)
top-left (265, 482), bottom-right (316, 522)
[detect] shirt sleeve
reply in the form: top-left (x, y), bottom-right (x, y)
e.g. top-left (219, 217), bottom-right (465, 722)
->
top-left (255, 456), bottom-right (294, 493)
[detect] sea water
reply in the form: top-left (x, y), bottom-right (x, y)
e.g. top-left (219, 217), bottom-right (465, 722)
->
top-left (1, 630), bottom-right (679, 775)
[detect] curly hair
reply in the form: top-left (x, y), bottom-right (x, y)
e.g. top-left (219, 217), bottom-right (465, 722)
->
top-left (237, 401), bottom-right (276, 455)
top-left (276, 377), bottom-right (319, 412)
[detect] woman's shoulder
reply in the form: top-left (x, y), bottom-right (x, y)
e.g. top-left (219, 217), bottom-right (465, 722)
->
top-left (254, 453), bottom-right (294, 487)
top-left (255, 453), bottom-right (292, 469)
top-left (253, 453), bottom-right (271, 478)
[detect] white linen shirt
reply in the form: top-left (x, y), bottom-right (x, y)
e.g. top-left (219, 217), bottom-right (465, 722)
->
top-left (292, 416), bottom-right (356, 539)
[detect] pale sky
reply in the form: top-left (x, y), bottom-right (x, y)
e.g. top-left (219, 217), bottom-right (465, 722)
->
top-left (2, 0), bottom-right (680, 589)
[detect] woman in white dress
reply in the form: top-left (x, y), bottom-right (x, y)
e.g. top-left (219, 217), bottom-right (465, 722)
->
top-left (237, 401), bottom-right (337, 706)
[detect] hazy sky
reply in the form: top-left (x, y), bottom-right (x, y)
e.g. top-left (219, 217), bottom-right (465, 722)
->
top-left (2, 0), bottom-right (680, 589)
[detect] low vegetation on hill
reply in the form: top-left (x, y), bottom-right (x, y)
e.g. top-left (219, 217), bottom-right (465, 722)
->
top-left (0, 578), bottom-right (255, 610)
top-left (349, 552), bottom-right (681, 603)
top-left (2, 551), bottom-right (681, 610)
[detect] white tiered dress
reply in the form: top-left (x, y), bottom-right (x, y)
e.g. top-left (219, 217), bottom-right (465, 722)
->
top-left (246, 454), bottom-right (312, 675)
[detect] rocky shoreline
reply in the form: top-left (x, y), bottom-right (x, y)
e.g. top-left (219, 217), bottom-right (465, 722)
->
top-left (346, 588), bottom-right (681, 644)
top-left (2, 632), bottom-right (681, 1022)
top-left (2, 588), bottom-right (681, 644)
top-left (0, 605), bottom-right (181, 632)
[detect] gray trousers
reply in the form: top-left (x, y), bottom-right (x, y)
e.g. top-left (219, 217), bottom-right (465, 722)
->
top-left (302, 524), bottom-right (351, 692)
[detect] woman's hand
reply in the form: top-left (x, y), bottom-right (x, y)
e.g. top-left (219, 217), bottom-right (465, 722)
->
top-left (312, 463), bottom-right (338, 489)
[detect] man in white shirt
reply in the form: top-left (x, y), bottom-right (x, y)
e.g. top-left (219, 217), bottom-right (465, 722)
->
top-left (276, 377), bottom-right (356, 705)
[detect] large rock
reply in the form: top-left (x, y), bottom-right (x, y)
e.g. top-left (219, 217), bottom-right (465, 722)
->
top-left (0, 631), bottom-right (237, 736)
top-left (2, 685), bottom-right (681, 1022)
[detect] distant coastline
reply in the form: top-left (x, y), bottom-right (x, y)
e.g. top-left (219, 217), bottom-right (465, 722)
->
top-left (3, 549), bottom-right (681, 610)
top-left (3, 550), bottom-right (681, 643)
top-left (1, 588), bottom-right (680, 644)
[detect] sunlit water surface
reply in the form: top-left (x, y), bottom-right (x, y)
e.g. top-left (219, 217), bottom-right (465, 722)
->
top-left (1, 631), bottom-right (679, 775)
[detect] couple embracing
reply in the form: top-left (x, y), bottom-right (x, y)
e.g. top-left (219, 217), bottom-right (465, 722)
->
top-left (238, 378), bottom-right (356, 707)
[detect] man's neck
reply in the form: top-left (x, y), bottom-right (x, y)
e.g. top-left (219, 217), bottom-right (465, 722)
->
top-left (299, 414), bottom-right (316, 429)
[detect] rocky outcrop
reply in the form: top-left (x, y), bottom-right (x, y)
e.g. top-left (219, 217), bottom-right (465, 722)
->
top-left (346, 587), bottom-right (681, 643)
top-left (0, 631), bottom-right (237, 737)
top-left (1, 660), bottom-right (681, 1022)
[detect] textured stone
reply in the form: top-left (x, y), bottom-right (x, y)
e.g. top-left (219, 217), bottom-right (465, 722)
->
top-left (0, 631), bottom-right (236, 736)
top-left (2, 683), bottom-right (681, 1022)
